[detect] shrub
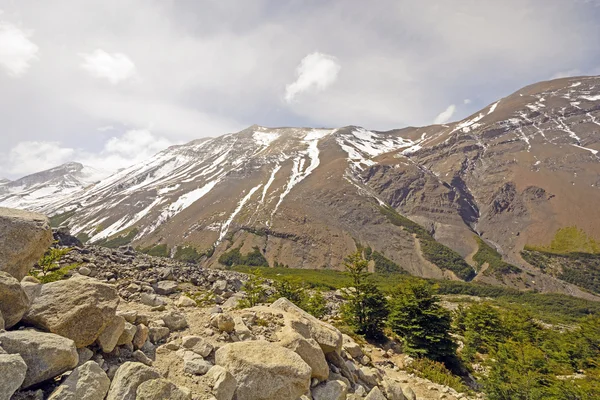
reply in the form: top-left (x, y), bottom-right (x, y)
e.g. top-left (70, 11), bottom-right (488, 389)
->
top-left (238, 269), bottom-right (267, 308)
top-left (219, 246), bottom-right (268, 267)
top-left (473, 236), bottom-right (522, 279)
top-left (183, 290), bottom-right (214, 307)
top-left (406, 357), bottom-right (469, 393)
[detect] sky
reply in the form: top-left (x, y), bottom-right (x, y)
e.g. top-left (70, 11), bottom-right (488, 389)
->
top-left (1, 0), bottom-right (600, 179)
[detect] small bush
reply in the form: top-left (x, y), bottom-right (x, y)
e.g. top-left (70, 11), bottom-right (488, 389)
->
top-left (219, 246), bottom-right (268, 267)
top-left (473, 236), bottom-right (522, 279)
top-left (183, 290), bottom-right (214, 307)
top-left (238, 269), bottom-right (268, 308)
top-left (406, 358), bottom-right (469, 393)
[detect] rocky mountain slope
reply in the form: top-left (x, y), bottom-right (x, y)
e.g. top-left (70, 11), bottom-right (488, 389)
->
top-left (0, 207), bottom-right (472, 400)
top-left (2, 76), bottom-right (600, 298)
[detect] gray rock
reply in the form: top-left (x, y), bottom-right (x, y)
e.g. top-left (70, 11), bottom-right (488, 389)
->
top-left (278, 328), bottom-right (329, 381)
top-left (149, 326), bottom-right (170, 344)
top-left (0, 207), bottom-right (53, 280)
top-left (132, 350), bottom-right (153, 366)
top-left (117, 322), bottom-right (137, 346)
top-left (0, 353), bottom-right (27, 400)
top-left (116, 310), bottom-right (137, 324)
top-left (133, 324), bottom-right (149, 349)
top-left (183, 356), bottom-right (212, 375)
top-left (182, 336), bottom-right (213, 357)
top-left (211, 313), bottom-right (235, 333)
top-left (22, 275), bottom-right (119, 347)
top-left (0, 271), bottom-right (29, 328)
top-left (161, 311), bottom-right (188, 331)
top-left (78, 266), bottom-right (91, 276)
top-left (47, 361), bottom-right (110, 400)
top-left (140, 293), bottom-right (167, 307)
top-left (76, 348), bottom-right (94, 367)
top-left (96, 315), bottom-right (125, 353)
top-left (205, 365), bottom-right (237, 400)
top-left (382, 377), bottom-right (406, 400)
top-left (136, 378), bottom-right (191, 400)
top-left (365, 386), bottom-right (387, 400)
top-left (311, 380), bottom-right (348, 400)
top-left (153, 280), bottom-right (178, 295)
top-left (403, 386), bottom-right (416, 400)
top-left (0, 330), bottom-right (78, 388)
top-left (106, 362), bottom-right (160, 400)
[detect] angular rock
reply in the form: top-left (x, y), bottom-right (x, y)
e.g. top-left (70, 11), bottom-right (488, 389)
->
top-left (182, 336), bottom-right (214, 358)
top-left (153, 280), bottom-right (178, 295)
top-left (403, 386), bottom-right (416, 400)
top-left (161, 311), bottom-right (188, 331)
top-left (215, 341), bottom-right (311, 400)
top-left (211, 313), bottom-right (235, 333)
top-left (149, 326), bottom-right (170, 344)
top-left (21, 278), bottom-right (42, 305)
top-left (117, 322), bottom-right (137, 346)
top-left (365, 386), bottom-right (387, 400)
top-left (76, 348), bottom-right (94, 367)
top-left (358, 367), bottom-right (381, 387)
top-left (117, 310), bottom-right (137, 324)
top-left (311, 380), bottom-right (348, 400)
top-left (0, 207), bottom-right (53, 280)
top-left (0, 271), bottom-right (30, 329)
top-left (96, 315), bottom-right (125, 353)
top-left (205, 365), bottom-right (237, 400)
top-left (278, 328), bottom-right (329, 381)
top-left (0, 311), bottom-right (4, 331)
top-left (140, 293), bottom-right (167, 307)
top-left (342, 334), bottom-right (364, 359)
top-left (183, 356), bottom-right (212, 375)
top-left (382, 377), bottom-right (405, 400)
top-left (22, 276), bottom-right (119, 347)
top-left (233, 316), bottom-right (255, 341)
top-left (106, 362), bottom-right (160, 400)
top-left (0, 330), bottom-right (78, 388)
top-left (0, 353), bottom-right (27, 400)
top-left (47, 361), bottom-right (110, 400)
top-left (132, 350), bottom-right (153, 366)
top-left (136, 378), bottom-right (191, 400)
top-left (270, 297), bottom-right (342, 354)
top-left (133, 324), bottom-right (149, 349)
top-left (175, 295), bottom-right (196, 307)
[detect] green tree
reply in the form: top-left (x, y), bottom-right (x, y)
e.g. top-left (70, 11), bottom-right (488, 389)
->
top-left (341, 251), bottom-right (389, 339)
top-left (388, 280), bottom-right (456, 361)
top-left (458, 303), bottom-right (506, 360)
top-left (238, 269), bottom-right (267, 308)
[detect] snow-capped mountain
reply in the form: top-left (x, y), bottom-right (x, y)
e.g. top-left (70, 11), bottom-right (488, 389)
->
top-left (0, 162), bottom-right (110, 212)
top-left (3, 75), bottom-right (600, 299)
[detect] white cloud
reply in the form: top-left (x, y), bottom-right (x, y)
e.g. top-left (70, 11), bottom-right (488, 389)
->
top-left (0, 19), bottom-right (39, 77)
top-left (80, 49), bottom-right (137, 84)
top-left (285, 52), bottom-right (341, 102)
top-left (433, 104), bottom-right (456, 125)
top-left (7, 141), bottom-right (75, 176)
top-left (463, 99), bottom-right (472, 105)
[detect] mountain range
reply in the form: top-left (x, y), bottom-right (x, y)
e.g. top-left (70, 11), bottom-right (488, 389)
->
top-left (2, 75), bottom-right (600, 300)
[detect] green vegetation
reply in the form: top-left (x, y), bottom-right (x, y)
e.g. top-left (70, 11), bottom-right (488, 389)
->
top-left (96, 228), bottom-right (138, 248)
top-left (379, 206), bottom-right (475, 281)
top-left (76, 232), bottom-right (90, 244)
top-left (388, 280), bottom-right (456, 361)
top-left (49, 210), bottom-right (76, 228)
top-left (219, 246), bottom-right (269, 267)
top-left (405, 358), bottom-right (469, 394)
top-left (364, 246), bottom-right (406, 274)
top-left (174, 245), bottom-right (214, 263)
top-left (526, 226), bottom-right (600, 254)
top-left (473, 236), bottom-right (522, 279)
top-left (36, 263), bottom-right (80, 283)
top-left (238, 269), bottom-right (268, 308)
top-left (183, 290), bottom-right (214, 307)
top-left (31, 246), bottom-right (79, 283)
top-left (139, 243), bottom-right (170, 257)
top-left (271, 276), bottom-right (328, 318)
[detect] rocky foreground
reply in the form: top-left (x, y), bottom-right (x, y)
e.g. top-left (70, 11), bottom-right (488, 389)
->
top-left (0, 207), bottom-right (477, 400)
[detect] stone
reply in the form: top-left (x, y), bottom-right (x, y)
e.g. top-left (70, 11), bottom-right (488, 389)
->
top-left (22, 275), bottom-right (119, 347)
top-left (117, 310), bottom-right (137, 324)
top-left (21, 279), bottom-right (42, 305)
top-left (149, 326), bottom-right (170, 344)
top-left (153, 280), bottom-right (179, 295)
top-left (0, 353), bottom-right (27, 400)
top-left (47, 361), bottom-right (110, 400)
top-left (311, 380), bottom-right (348, 400)
top-left (133, 324), bottom-right (149, 349)
top-left (403, 386), bottom-right (417, 400)
top-left (78, 266), bottom-right (91, 276)
top-left (0, 330), bottom-right (78, 388)
top-left (212, 280), bottom-right (227, 294)
top-left (176, 295), bottom-right (196, 307)
top-left (132, 350), bottom-right (153, 366)
top-left (76, 348), bottom-right (94, 366)
top-left (136, 378), bottom-right (191, 400)
top-left (278, 328), bottom-right (329, 381)
top-left (365, 386), bottom-right (387, 400)
top-left (0, 207), bottom-right (53, 280)
top-left (96, 315), bottom-right (125, 353)
top-left (343, 334), bottom-right (364, 359)
top-left (270, 297), bottom-right (342, 354)
top-left (106, 362), bottom-right (160, 400)
top-left (182, 336), bottom-right (214, 358)
top-left (382, 377), bottom-right (405, 400)
top-left (205, 365), bottom-right (237, 400)
top-left (161, 311), bottom-right (188, 331)
top-left (140, 293), bottom-right (167, 307)
top-left (117, 322), bottom-right (137, 346)
top-left (0, 311), bottom-right (3, 331)
top-left (359, 367), bottom-right (381, 387)
top-left (211, 313), bottom-right (235, 333)
top-left (0, 271), bottom-right (30, 328)
top-left (215, 341), bottom-right (311, 400)
top-left (183, 356), bottom-right (212, 375)
top-left (233, 316), bottom-right (255, 341)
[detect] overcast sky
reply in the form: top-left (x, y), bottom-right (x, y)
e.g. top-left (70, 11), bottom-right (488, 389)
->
top-left (1, 0), bottom-right (600, 179)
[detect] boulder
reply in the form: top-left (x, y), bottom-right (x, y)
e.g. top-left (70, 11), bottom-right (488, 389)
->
top-left (382, 377), bottom-right (405, 400)
top-left (117, 322), bottom-right (137, 346)
top-left (161, 311), bottom-right (188, 331)
top-left (182, 336), bottom-right (214, 357)
top-left (0, 207), bottom-right (53, 280)
top-left (358, 367), bottom-right (381, 387)
top-left (176, 296), bottom-right (196, 307)
top-left (311, 380), bottom-right (348, 400)
top-left (106, 362), bottom-right (161, 400)
top-left (215, 341), bottom-right (311, 400)
top-left (233, 316), bottom-right (255, 341)
top-left (132, 350), bottom-right (154, 366)
top-left (0, 353), bottom-right (27, 400)
top-left (402, 386), bottom-right (416, 400)
top-left (342, 334), bottom-right (364, 359)
top-left (204, 365), bottom-right (237, 400)
top-left (96, 315), bottom-right (125, 353)
top-left (270, 298), bottom-right (342, 354)
top-left (183, 356), bottom-right (212, 375)
top-left (136, 378), bottom-right (191, 400)
top-left (365, 386), bottom-right (387, 400)
top-left (0, 311), bottom-right (3, 330)
top-left (278, 328), bottom-right (329, 381)
top-left (140, 293), bottom-right (167, 307)
top-left (153, 281), bottom-right (178, 295)
top-left (0, 330), bottom-right (78, 388)
top-left (211, 313), bottom-right (235, 333)
top-left (22, 275), bottom-right (119, 347)
top-left (47, 361), bottom-right (110, 400)
top-left (0, 271), bottom-right (30, 328)
top-left (133, 324), bottom-right (149, 349)
top-left (21, 278), bottom-right (42, 304)
top-left (149, 326), bottom-right (170, 344)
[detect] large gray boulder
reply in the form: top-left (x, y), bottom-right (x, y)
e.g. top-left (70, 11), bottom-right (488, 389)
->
top-left (278, 327), bottom-right (329, 381)
top-left (204, 365), bottom-right (237, 400)
top-left (311, 380), bottom-right (348, 400)
top-left (106, 362), bottom-right (161, 400)
top-left (47, 361), bottom-right (110, 400)
top-left (0, 207), bottom-right (53, 280)
top-left (0, 353), bottom-right (27, 400)
top-left (0, 271), bottom-right (30, 328)
top-left (136, 379), bottom-right (190, 400)
top-left (215, 341), bottom-right (311, 400)
top-left (22, 275), bottom-right (119, 347)
top-left (96, 315), bottom-right (125, 353)
top-left (0, 330), bottom-right (78, 388)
